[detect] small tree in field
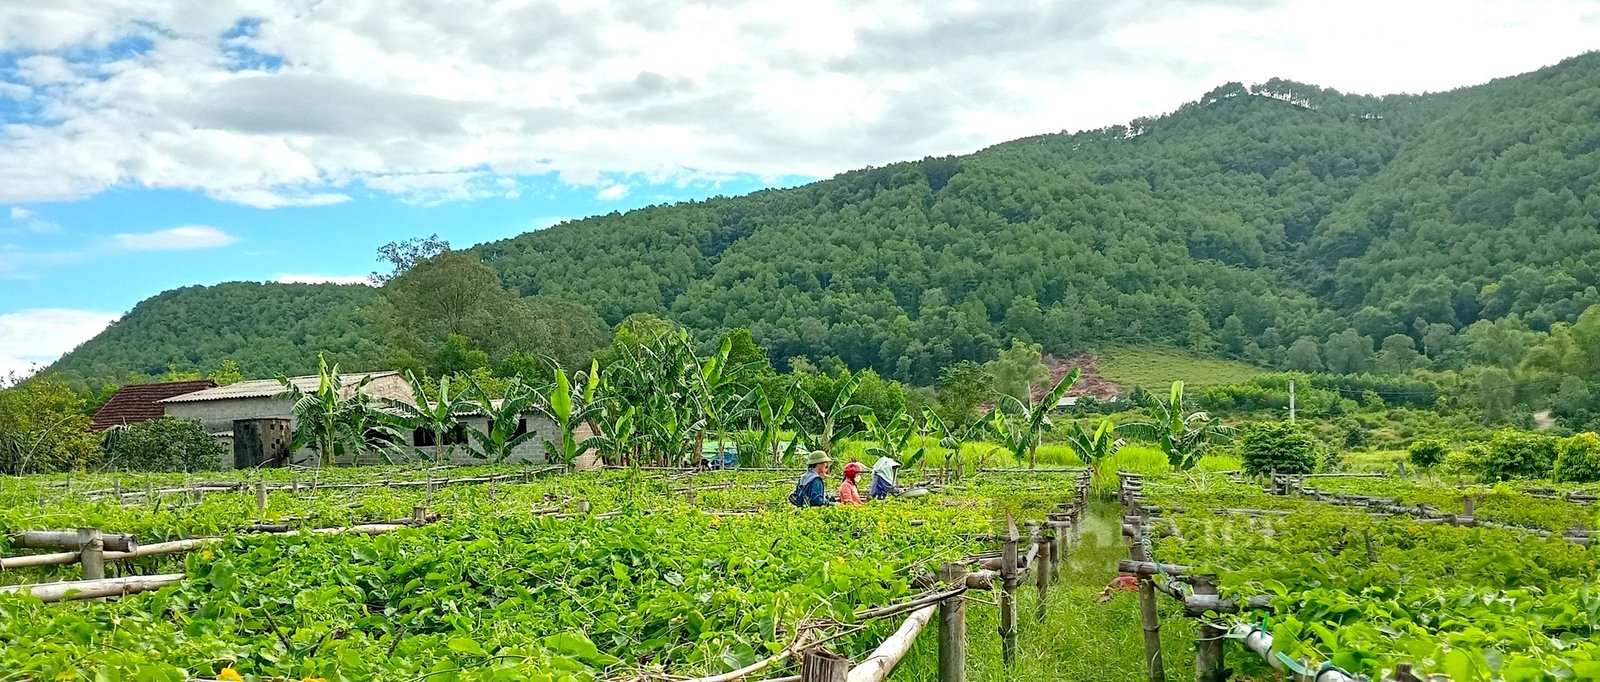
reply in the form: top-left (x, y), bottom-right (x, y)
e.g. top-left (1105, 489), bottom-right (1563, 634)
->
top-left (1408, 439), bottom-right (1449, 469)
top-left (102, 417), bottom-right (225, 472)
top-left (1238, 421), bottom-right (1322, 476)
top-left (991, 368), bottom-right (1080, 469)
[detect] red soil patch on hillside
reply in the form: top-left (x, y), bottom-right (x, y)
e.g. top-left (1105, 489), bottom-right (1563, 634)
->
top-left (1033, 354), bottom-right (1124, 401)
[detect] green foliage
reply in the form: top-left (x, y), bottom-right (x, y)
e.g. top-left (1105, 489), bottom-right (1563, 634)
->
top-left (1118, 381), bottom-right (1236, 470)
top-left (1237, 421), bottom-right (1323, 475)
top-left (1553, 432), bottom-right (1600, 483)
top-left (208, 359), bottom-right (246, 386)
top-left (1060, 418), bottom-right (1124, 466)
top-left (0, 373), bottom-right (101, 474)
top-left (49, 282), bottom-right (388, 386)
top-left (1407, 438), bottom-right (1450, 469)
top-left (1095, 347), bottom-right (1263, 389)
top-left (283, 355), bottom-right (406, 467)
top-left (101, 417), bottom-right (225, 472)
top-left (1456, 429), bottom-right (1559, 481)
top-left (990, 368), bottom-right (1080, 469)
top-left (934, 361), bottom-right (992, 429)
top-left (986, 339), bottom-right (1049, 403)
top-left (461, 378), bottom-right (542, 464)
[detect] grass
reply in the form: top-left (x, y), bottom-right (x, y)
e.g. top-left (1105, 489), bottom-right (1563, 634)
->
top-left (1097, 346), bottom-right (1264, 389)
top-left (891, 501), bottom-right (1201, 681)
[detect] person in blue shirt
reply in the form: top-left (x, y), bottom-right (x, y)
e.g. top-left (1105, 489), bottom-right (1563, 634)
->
top-left (870, 457), bottom-right (902, 500)
top-left (789, 450), bottom-right (836, 507)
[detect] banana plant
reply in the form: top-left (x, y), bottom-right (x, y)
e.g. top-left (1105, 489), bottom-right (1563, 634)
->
top-left (538, 368), bottom-right (608, 470)
top-left (794, 371), bottom-right (872, 455)
top-left (744, 383), bottom-right (799, 467)
top-left (462, 377), bottom-right (543, 464)
top-left (1117, 380), bottom-right (1236, 470)
top-left (384, 371), bottom-right (470, 465)
top-left (992, 368), bottom-right (1081, 469)
top-left (923, 407), bottom-right (986, 481)
top-left (864, 408), bottom-right (922, 469)
top-left (278, 355), bottom-right (395, 467)
top-left (1062, 418), bottom-right (1125, 467)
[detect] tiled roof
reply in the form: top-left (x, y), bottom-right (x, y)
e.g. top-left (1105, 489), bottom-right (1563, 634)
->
top-left (159, 372), bottom-right (400, 403)
top-left (91, 380), bottom-right (217, 431)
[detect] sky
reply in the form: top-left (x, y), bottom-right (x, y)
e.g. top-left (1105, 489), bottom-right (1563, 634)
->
top-left (2, 0), bottom-right (1600, 378)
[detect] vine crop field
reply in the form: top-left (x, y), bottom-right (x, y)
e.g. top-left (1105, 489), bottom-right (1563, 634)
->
top-left (1131, 472), bottom-right (1600, 681)
top-left (0, 465), bottom-right (1086, 681)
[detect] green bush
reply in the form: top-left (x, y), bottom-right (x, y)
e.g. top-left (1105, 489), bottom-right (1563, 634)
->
top-left (102, 417), bottom-right (226, 472)
top-left (1554, 432), bottom-right (1600, 483)
top-left (1454, 430), bottom-right (1557, 481)
top-left (1238, 421), bottom-right (1322, 476)
top-left (1407, 439), bottom-right (1450, 468)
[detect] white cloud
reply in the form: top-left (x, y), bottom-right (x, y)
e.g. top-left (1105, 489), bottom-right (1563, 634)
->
top-left (10, 207), bottom-right (33, 220)
top-left (0, 308), bottom-right (119, 379)
top-left (274, 273), bottom-right (371, 285)
top-left (0, 1), bottom-right (1598, 206)
top-left (108, 225), bottom-right (235, 251)
top-left (595, 182), bottom-right (630, 201)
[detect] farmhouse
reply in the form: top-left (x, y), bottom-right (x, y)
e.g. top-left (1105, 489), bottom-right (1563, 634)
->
top-left (158, 371), bottom-right (584, 468)
top-left (90, 379), bottom-right (217, 431)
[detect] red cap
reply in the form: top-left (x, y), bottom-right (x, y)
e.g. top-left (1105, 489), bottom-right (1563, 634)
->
top-left (844, 462), bottom-right (866, 478)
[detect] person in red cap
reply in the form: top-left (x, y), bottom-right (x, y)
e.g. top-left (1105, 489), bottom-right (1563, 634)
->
top-left (839, 461), bottom-right (866, 505)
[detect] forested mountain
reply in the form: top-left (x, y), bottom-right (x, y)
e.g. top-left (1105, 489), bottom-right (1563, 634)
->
top-left (50, 283), bottom-right (387, 384)
top-left (50, 52), bottom-right (1600, 387)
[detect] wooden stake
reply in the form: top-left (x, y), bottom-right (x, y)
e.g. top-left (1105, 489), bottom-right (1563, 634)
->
top-left (1129, 528), bottom-right (1165, 682)
top-left (802, 650), bottom-right (848, 682)
top-left (1034, 531), bottom-right (1052, 621)
top-left (999, 514), bottom-right (1019, 668)
top-left (1193, 576), bottom-right (1226, 682)
top-left (412, 506), bottom-right (428, 525)
top-left (938, 563), bottom-right (967, 682)
top-left (77, 528), bottom-right (105, 581)
top-left (255, 481), bottom-right (268, 515)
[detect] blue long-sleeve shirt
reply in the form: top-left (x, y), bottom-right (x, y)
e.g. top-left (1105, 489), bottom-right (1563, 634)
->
top-left (792, 471), bottom-right (835, 507)
top-left (871, 473), bottom-right (897, 500)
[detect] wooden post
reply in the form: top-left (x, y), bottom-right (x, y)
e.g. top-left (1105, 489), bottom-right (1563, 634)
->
top-left (1034, 530), bottom-right (1052, 621)
top-left (412, 506), bottom-right (428, 525)
top-left (425, 473), bottom-right (434, 508)
top-left (191, 487), bottom-right (204, 505)
top-left (938, 563), bottom-right (967, 682)
top-left (1193, 576), bottom-right (1226, 682)
top-left (1129, 527), bottom-right (1165, 682)
top-left (113, 478), bottom-right (122, 498)
top-left (999, 514), bottom-right (1019, 668)
top-left (78, 528), bottom-right (105, 581)
top-left (1462, 495), bottom-right (1477, 521)
top-left (577, 499), bottom-right (592, 515)
top-left (801, 649), bottom-right (848, 682)
top-left (255, 481), bottom-right (268, 516)
top-left (145, 478), bottom-right (154, 504)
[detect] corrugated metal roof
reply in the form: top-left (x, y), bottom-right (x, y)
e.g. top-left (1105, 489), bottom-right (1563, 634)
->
top-left (160, 372), bottom-right (400, 403)
top-left (91, 379), bottom-right (217, 430)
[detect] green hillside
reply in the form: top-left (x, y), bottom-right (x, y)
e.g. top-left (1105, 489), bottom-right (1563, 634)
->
top-left (50, 283), bottom-right (387, 385)
top-left (49, 52), bottom-right (1600, 387)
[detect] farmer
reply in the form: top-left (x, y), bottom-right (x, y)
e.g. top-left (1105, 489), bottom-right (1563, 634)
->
top-left (789, 450), bottom-right (836, 507)
top-left (870, 457), bottom-right (901, 500)
top-left (839, 461), bottom-right (866, 505)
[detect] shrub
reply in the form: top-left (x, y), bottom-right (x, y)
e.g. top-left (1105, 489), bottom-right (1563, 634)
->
top-left (1452, 430), bottom-right (1557, 481)
top-left (1407, 439), bottom-right (1450, 468)
top-left (1554, 432), bottom-right (1600, 483)
top-left (1238, 421), bottom-right (1322, 476)
top-left (102, 417), bottom-right (226, 472)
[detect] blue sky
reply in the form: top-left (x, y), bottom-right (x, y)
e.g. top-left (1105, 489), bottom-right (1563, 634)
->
top-left (3, 0), bottom-right (1599, 377)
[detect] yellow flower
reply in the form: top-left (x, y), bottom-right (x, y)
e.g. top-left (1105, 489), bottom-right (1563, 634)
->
top-left (303, 678), bottom-right (329, 682)
top-left (201, 550), bottom-right (215, 561)
top-left (217, 668), bottom-right (244, 682)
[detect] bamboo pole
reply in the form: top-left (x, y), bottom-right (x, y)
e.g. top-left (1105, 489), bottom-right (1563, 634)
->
top-left (0, 573), bottom-right (185, 602)
top-left (938, 563), bottom-right (967, 682)
top-left (12, 530), bottom-right (136, 553)
top-left (845, 603), bottom-right (938, 682)
top-left (0, 550), bottom-right (81, 569)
